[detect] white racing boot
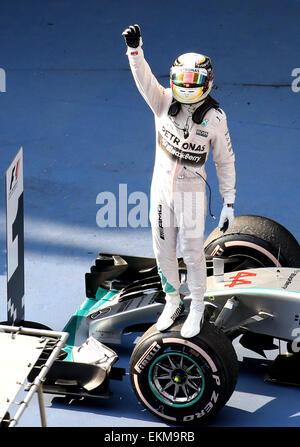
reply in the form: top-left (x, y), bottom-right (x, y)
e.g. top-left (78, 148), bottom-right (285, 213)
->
top-left (156, 293), bottom-right (184, 331)
top-left (180, 299), bottom-right (205, 338)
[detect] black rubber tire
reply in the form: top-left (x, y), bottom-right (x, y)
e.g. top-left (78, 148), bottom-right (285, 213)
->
top-left (204, 214), bottom-right (300, 268)
top-left (129, 317), bottom-right (238, 425)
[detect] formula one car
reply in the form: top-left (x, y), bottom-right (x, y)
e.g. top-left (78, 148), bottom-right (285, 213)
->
top-left (24, 215), bottom-right (300, 425)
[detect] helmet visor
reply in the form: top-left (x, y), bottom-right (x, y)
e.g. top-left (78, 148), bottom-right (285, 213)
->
top-left (171, 68), bottom-right (208, 88)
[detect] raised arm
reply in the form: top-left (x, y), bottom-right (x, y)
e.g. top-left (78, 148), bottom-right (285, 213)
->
top-left (122, 24), bottom-right (166, 116)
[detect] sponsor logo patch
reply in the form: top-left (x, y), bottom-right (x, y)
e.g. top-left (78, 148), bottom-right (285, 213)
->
top-left (158, 132), bottom-right (207, 165)
top-left (134, 342), bottom-right (161, 373)
top-left (282, 269), bottom-right (300, 290)
top-left (158, 204), bottom-right (165, 240)
top-left (196, 129), bottom-right (208, 137)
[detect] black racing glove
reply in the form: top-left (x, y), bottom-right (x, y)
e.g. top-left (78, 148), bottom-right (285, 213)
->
top-left (122, 24), bottom-right (142, 48)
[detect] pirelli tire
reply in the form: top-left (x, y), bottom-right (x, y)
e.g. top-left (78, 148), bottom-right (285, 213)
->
top-left (129, 317), bottom-right (238, 425)
top-left (204, 214), bottom-right (300, 268)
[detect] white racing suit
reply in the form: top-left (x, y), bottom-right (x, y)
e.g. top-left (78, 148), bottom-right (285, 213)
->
top-left (126, 45), bottom-right (236, 335)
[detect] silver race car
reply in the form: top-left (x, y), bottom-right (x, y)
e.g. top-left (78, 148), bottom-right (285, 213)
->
top-left (4, 151), bottom-right (299, 426)
top-left (28, 214), bottom-right (299, 425)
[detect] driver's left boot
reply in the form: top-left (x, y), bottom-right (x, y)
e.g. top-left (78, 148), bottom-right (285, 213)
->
top-left (180, 299), bottom-right (205, 338)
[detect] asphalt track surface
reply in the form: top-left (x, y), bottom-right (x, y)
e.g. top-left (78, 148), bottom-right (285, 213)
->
top-left (0, 0), bottom-right (299, 430)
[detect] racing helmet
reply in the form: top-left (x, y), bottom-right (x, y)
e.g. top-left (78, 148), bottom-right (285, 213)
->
top-left (170, 53), bottom-right (214, 104)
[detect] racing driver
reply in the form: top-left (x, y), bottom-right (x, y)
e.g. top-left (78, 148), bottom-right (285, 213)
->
top-left (122, 24), bottom-right (236, 338)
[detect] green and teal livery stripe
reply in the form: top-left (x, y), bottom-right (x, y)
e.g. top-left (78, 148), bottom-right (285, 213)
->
top-left (157, 266), bottom-right (176, 293)
top-left (62, 287), bottom-right (118, 361)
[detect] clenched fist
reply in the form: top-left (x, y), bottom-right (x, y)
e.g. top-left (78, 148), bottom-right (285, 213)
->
top-left (122, 24), bottom-right (142, 48)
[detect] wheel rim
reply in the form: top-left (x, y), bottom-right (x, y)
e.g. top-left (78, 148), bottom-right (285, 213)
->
top-left (148, 351), bottom-right (205, 408)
